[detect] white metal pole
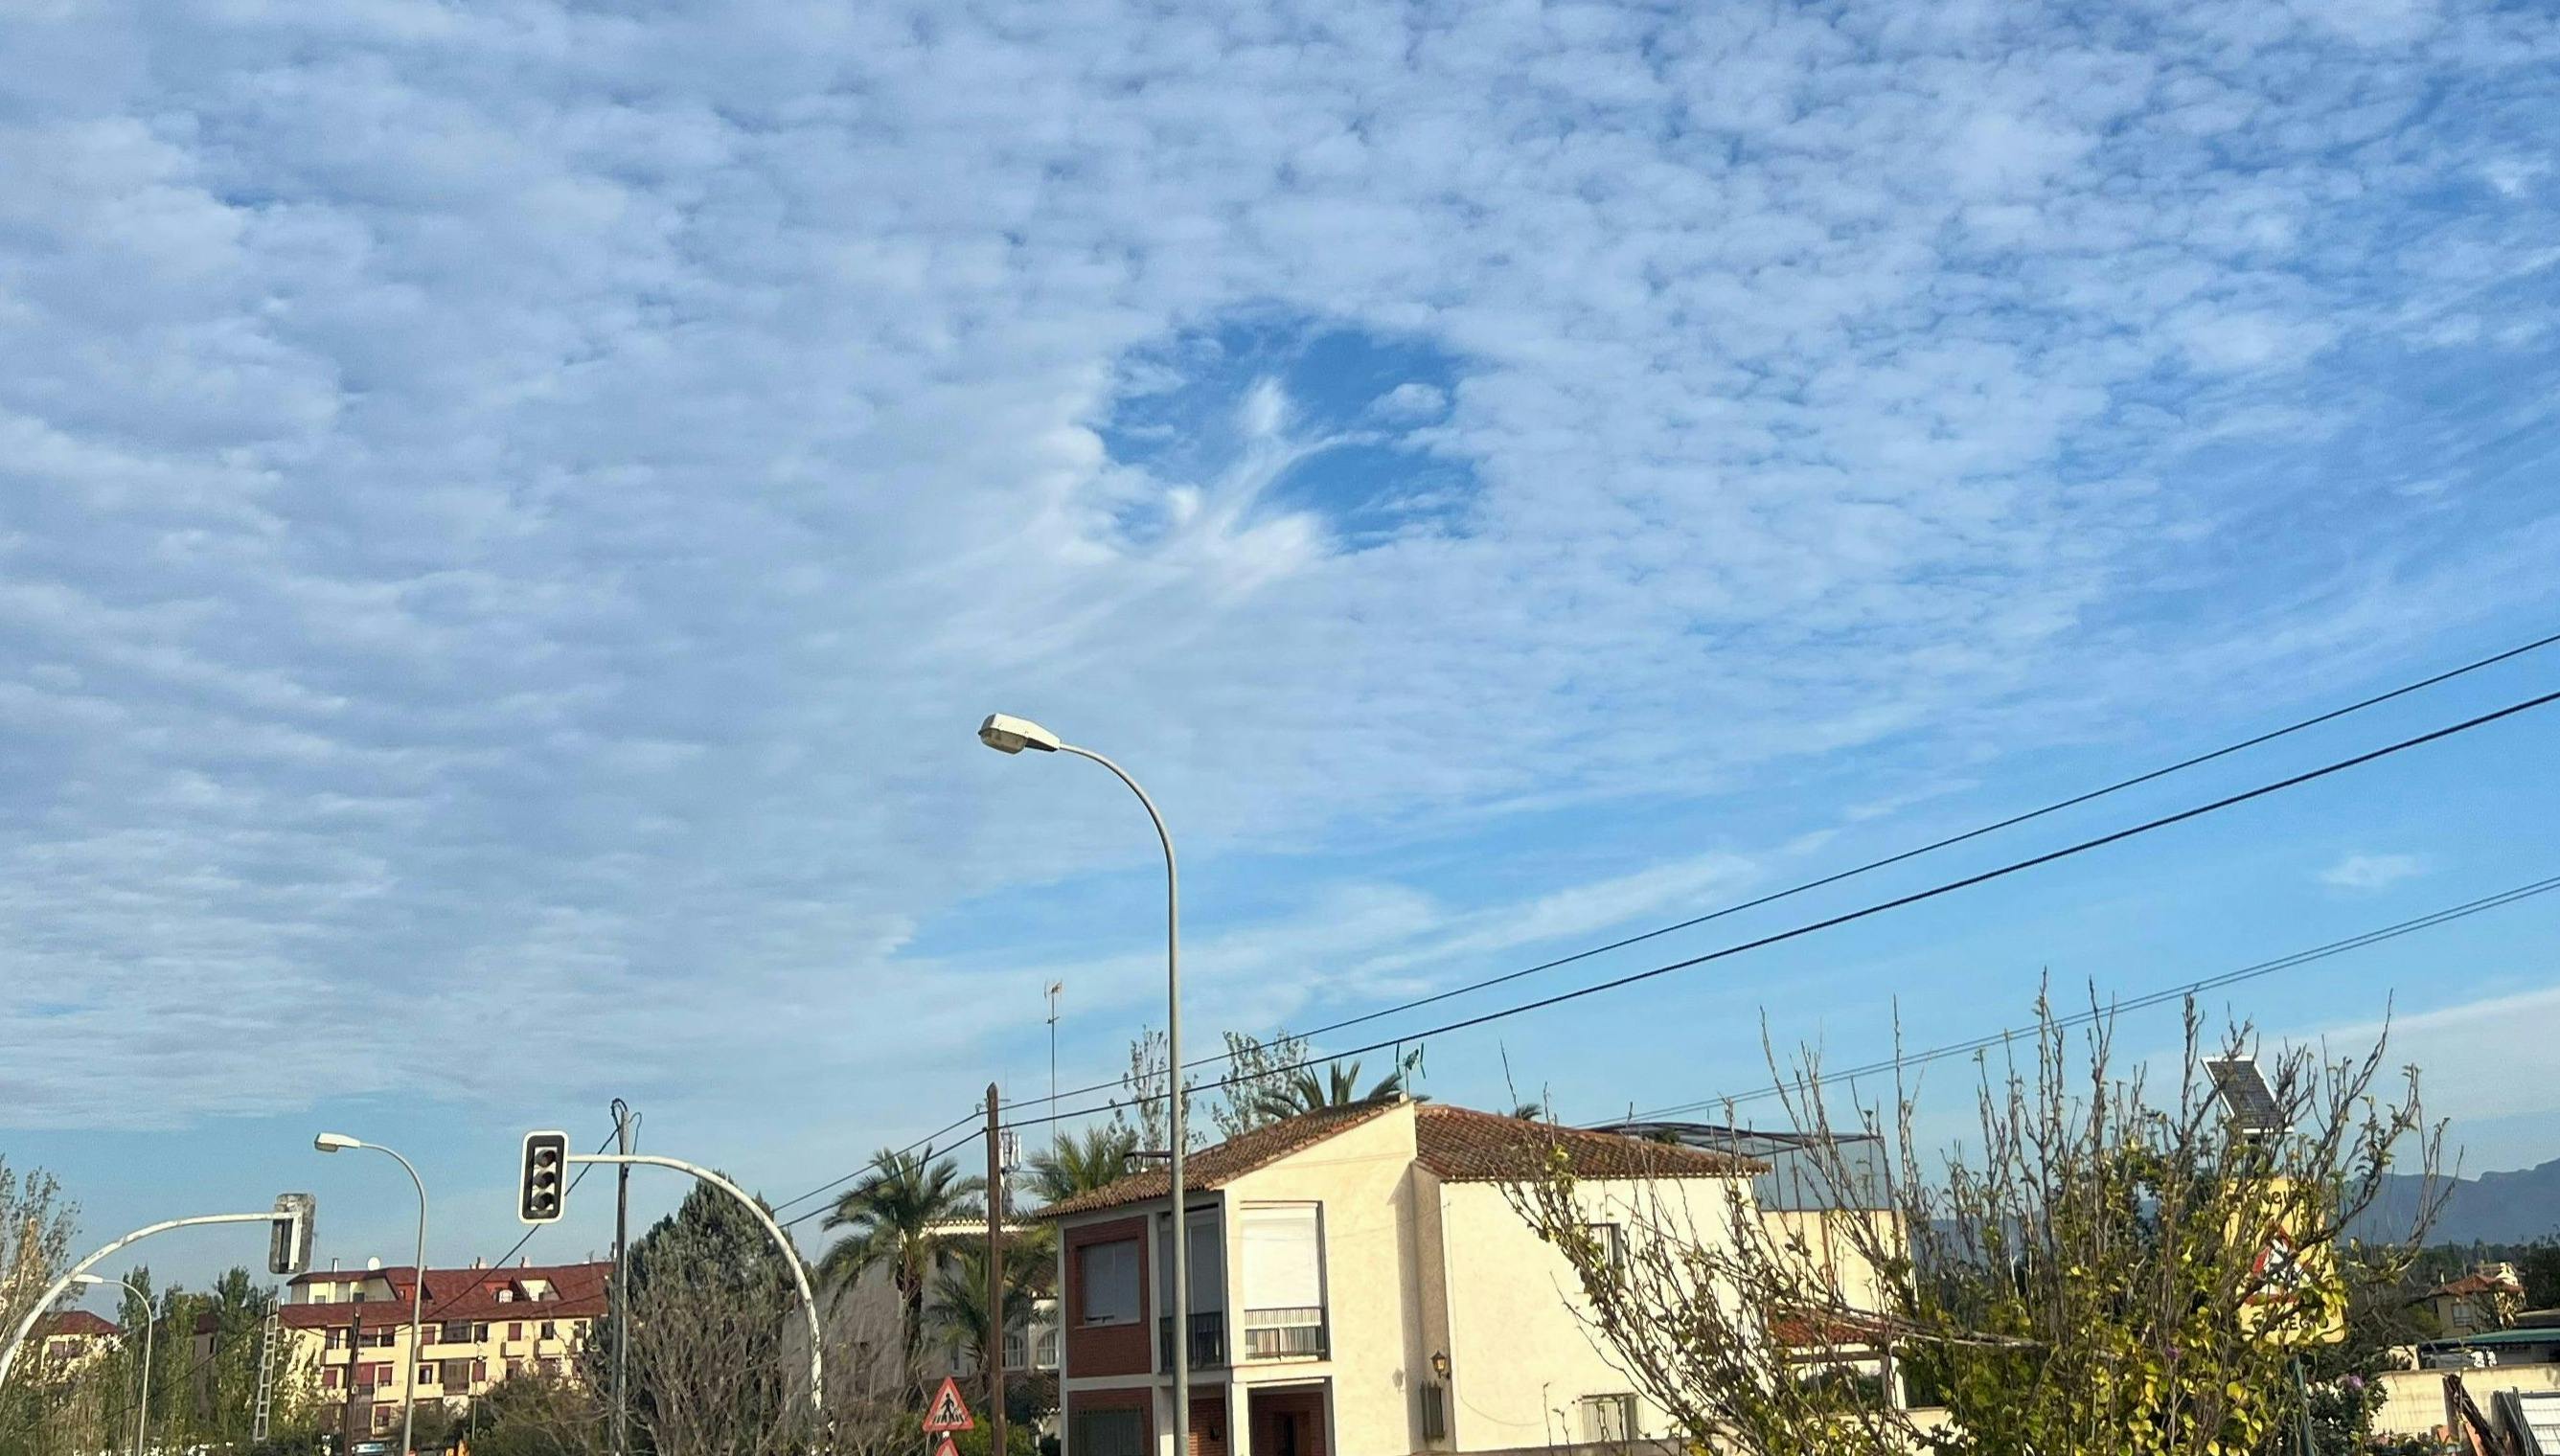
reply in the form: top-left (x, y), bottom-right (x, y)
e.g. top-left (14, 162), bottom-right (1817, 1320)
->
top-left (0, 1213), bottom-right (277, 1395)
top-left (351, 1143), bottom-right (431, 1456)
top-left (569, 1153), bottom-right (826, 1412)
top-left (1056, 743), bottom-right (1184, 1456)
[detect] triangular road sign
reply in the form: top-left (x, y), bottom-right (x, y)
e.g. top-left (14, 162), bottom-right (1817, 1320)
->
top-left (930, 1438), bottom-right (959, 1456)
top-left (922, 1376), bottom-right (976, 1433)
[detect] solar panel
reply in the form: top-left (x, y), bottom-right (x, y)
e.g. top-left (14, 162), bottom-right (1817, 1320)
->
top-left (2206, 1057), bottom-right (2288, 1136)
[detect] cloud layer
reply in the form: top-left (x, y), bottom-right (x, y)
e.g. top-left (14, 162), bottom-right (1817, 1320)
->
top-left (0, 0), bottom-right (2554, 1129)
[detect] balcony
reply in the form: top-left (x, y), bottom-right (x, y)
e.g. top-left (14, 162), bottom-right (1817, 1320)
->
top-left (1157, 1311), bottom-right (1227, 1370)
top-left (1241, 1307), bottom-right (1328, 1360)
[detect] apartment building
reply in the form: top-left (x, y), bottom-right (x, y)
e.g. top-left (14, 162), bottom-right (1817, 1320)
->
top-left (34, 1310), bottom-right (120, 1371)
top-left (194, 1257), bottom-right (610, 1440)
top-left (1036, 1098), bottom-right (1791, 1456)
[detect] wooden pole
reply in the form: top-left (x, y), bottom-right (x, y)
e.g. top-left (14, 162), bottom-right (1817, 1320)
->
top-left (986, 1083), bottom-right (1007, 1456)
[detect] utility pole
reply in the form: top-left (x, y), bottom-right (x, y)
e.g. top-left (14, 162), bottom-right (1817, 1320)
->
top-left (610, 1098), bottom-right (635, 1456)
top-left (341, 1302), bottom-right (365, 1455)
top-left (986, 1083), bottom-right (1007, 1456)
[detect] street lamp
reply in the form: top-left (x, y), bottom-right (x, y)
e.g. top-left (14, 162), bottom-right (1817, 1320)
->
top-left (976, 712), bottom-right (1190, 1456)
top-left (316, 1133), bottom-right (428, 1456)
top-left (72, 1275), bottom-right (150, 1456)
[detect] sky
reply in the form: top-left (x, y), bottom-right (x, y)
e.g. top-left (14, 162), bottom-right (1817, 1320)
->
top-left (2, 0), bottom-right (2557, 1305)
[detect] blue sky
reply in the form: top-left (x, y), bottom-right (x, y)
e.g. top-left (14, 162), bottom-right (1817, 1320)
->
top-left (3, 0), bottom-right (2558, 1302)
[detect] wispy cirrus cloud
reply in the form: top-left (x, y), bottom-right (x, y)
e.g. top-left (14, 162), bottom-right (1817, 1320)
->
top-left (2321, 853), bottom-right (2429, 892)
top-left (0, 0), bottom-right (2552, 1138)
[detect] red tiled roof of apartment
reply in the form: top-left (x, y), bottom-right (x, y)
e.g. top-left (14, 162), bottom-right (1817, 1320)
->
top-left (2434, 1271), bottom-right (2526, 1298)
top-left (37, 1311), bottom-right (119, 1338)
top-left (282, 1261), bottom-right (613, 1327)
top-left (1415, 1103), bottom-right (1762, 1182)
top-left (1032, 1102), bottom-right (1403, 1218)
top-left (1033, 1100), bottom-right (1760, 1218)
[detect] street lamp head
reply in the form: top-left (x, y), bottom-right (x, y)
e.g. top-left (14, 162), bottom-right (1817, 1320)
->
top-left (69, 1274), bottom-right (108, 1287)
top-left (977, 713), bottom-right (1062, 755)
top-left (313, 1132), bottom-right (362, 1153)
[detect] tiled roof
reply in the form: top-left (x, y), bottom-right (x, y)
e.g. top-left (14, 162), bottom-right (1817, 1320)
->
top-left (1416, 1103), bottom-right (1762, 1182)
top-left (1032, 1101), bottom-right (1758, 1219)
top-left (38, 1311), bottom-right (118, 1338)
top-left (1031, 1102), bottom-right (1402, 1218)
top-left (2434, 1271), bottom-right (2526, 1299)
top-left (281, 1262), bottom-right (612, 1327)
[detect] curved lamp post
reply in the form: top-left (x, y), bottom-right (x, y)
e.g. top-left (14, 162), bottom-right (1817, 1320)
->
top-left (977, 712), bottom-right (1188, 1456)
top-left (316, 1133), bottom-right (428, 1456)
top-left (72, 1275), bottom-right (151, 1456)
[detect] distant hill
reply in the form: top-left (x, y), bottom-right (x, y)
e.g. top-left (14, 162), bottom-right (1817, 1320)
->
top-left (2356, 1157), bottom-right (2560, 1247)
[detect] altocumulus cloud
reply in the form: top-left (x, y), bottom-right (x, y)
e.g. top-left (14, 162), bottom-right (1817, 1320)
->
top-left (0, 0), bottom-right (2554, 1129)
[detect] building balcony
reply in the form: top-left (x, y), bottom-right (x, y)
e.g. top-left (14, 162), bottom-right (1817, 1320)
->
top-left (1240, 1307), bottom-right (1328, 1360)
top-left (1157, 1311), bottom-right (1227, 1370)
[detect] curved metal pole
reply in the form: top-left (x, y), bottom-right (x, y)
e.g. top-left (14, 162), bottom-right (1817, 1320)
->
top-left (347, 1142), bottom-right (430, 1456)
top-left (0, 1213), bottom-right (274, 1394)
top-left (1057, 742), bottom-right (1184, 1456)
top-left (100, 1278), bottom-right (152, 1456)
top-left (571, 1153), bottom-right (825, 1413)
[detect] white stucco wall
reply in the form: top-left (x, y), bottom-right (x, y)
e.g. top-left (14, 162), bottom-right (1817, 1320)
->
top-left (2374, 1362), bottom-right (2560, 1440)
top-left (1437, 1173), bottom-right (1754, 1452)
top-left (1218, 1101), bottom-right (1429, 1455)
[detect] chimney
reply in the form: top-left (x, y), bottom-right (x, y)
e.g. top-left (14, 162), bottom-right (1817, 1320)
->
top-left (518, 1257), bottom-right (529, 1268)
top-left (330, 1258), bottom-right (340, 1272)
top-left (470, 1258), bottom-right (485, 1270)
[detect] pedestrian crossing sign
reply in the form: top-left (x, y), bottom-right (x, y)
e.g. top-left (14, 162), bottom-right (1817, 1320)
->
top-left (923, 1376), bottom-right (976, 1433)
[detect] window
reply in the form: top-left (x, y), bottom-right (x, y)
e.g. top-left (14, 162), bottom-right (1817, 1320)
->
top-left (539, 1320), bottom-right (556, 1338)
top-left (1076, 1239), bottom-right (1140, 1327)
top-left (472, 1358), bottom-right (488, 1382)
top-left (1154, 1209), bottom-right (1224, 1313)
top-left (322, 1367), bottom-right (341, 1391)
top-left (325, 1330), bottom-right (345, 1350)
top-left (1241, 1203), bottom-right (1326, 1358)
top-left (1584, 1222), bottom-right (1627, 1273)
top-left (418, 1364), bottom-right (435, 1385)
top-left (473, 1323), bottom-right (490, 1341)
top-left (442, 1320), bottom-right (470, 1344)
top-left (1068, 1407), bottom-right (1146, 1456)
top-left (508, 1322), bottom-right (523, 1340)
top-left (1580, 1394), bottom-right (1635, 1444)
top-left (442, 1359), bottom-right (471, 1388)
top-left (541, 1357), bottom-right (561, 1376)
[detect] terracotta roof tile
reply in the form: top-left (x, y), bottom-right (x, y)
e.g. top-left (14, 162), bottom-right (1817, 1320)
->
top-left (1031, 1101), bottom-right (1757, 1219)
top-left (37, 1311), bottom-right (118, 1338)
top-left (1031, 1102), bottom-right (1402, 1218)
top-left (1415, 1103), bottom-right (1762, 1182)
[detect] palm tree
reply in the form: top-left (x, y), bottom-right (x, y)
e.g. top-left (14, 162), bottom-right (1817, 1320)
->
top-left (928, 1229), bottom-right (1057, 1406)
top-left (1245, 1051), bottom-right (1419, 1124)
top-left (819, 1148), bottom-right (983, 1395)
top-left (1026, 1126), bottom-right (1139, 1205)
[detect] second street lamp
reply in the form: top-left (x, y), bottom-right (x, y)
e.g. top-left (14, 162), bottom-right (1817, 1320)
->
top-left (315, 1132), bottom-right (427, 1456)
top-left (71, 1275), bottom-right (150, 1456)
top-left (976, 712), bottom-right (1190, 1456)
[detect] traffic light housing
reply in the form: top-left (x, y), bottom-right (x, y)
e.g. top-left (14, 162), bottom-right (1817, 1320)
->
top-left (269, 1193), bottom-right (315, 1276)
top-left (519, 1130), bottom-right (569, 1224)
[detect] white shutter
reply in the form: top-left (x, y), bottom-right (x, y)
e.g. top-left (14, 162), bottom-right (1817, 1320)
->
top-left (1240, 1204), bottom-right (1322, 1311)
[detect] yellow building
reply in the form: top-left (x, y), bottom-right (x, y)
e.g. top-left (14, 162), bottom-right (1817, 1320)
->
top-left (194, 1258), bottom-right (610, 1441)
top-left (33, 1310), bottom-right (121, 1372)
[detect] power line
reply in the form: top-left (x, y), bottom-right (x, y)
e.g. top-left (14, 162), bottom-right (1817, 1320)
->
top-left (997, 685), bottom-right (2560, 1134)
top-left (778, 1126), bottom-right (987, 1234)
top-left (1608, 872), bottom-right (2560, 1125)
top-left (766, 1107), bottom-right (988, 1221)
top-left (1006, 627), bottom-right (2560, 1114)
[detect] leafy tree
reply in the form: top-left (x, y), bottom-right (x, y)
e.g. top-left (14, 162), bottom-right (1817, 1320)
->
top-left (819, 1149), bottom-right (982, 1396)
top-left (614, 1179), bottom-right (806, 1456)
top-left (928, 1231), bottom-right (1056, 1413)
top-left (2519, 1240), bottom-right (2560, 1308)
top-left (1507, 996), bottom-right (2440, 1456)
top-left (1107, 1028), bottom-right (1200, 1152)
top-left (1024, 1126), bottom-right (1137, 1205)
top-left (1237, 1049), bottom-right (1422, 1125)
top-left (0, 1161), bottom-right (80, 1456)
top-left (466, 1369), bottom-right (594, 1456)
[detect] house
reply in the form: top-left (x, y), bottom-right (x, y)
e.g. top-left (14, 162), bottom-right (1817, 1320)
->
top-left (2428, 1264), bottom-right (2527, 1337)
top-left (192, 1257), bottom-right (611, 1441)
top-left (1034, 1098), bottom-right (1785, 1456)
top-left (34, 1310), bottom-right (121, 1370)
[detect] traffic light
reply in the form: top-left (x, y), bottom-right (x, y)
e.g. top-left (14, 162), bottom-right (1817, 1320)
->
top-left (519, 1130), bottom-right (570, 1224)
top-left (269, 1193), bottom-right (315, 1276)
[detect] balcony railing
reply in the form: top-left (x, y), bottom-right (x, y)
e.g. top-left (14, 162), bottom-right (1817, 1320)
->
top-left (1241, 1307), bottom-right (1328, 1360)
top-left (1157, 1311), bottom-right (1227, 1369)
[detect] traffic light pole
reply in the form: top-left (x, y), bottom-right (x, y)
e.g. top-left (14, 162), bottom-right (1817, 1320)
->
top-left (0, 1211), bottom-right (288, 1394)
top-left (567, 1153), bottom-right (825, 1413)
top-left (610, 1100), bottom-right (634, 1456)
